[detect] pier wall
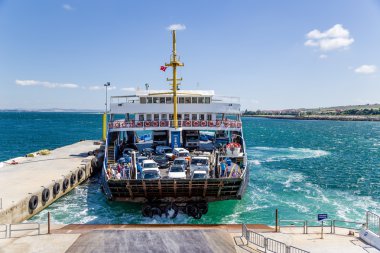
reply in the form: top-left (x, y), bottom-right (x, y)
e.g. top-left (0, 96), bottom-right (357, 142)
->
top-left (0, 141), bottom-right (101, 224)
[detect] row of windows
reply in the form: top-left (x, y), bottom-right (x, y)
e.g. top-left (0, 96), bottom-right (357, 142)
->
top-left (138, 113), bottom-right (213, 121)
top-left (139, 96), bottom-right (211, 104)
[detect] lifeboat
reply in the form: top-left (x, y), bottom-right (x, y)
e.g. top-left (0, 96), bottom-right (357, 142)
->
top-left (226, 142), bottom-right (241, 156)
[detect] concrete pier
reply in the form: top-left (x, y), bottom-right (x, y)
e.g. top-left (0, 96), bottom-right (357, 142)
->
top-left (0, 140), bottom-right (102, 224)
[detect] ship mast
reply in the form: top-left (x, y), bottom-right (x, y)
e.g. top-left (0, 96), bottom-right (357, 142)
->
top-left (165, 30), bottom-right (184, 129)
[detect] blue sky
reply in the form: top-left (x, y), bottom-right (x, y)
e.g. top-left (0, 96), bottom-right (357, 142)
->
top-left (1, 0), bottom-right (380, 110)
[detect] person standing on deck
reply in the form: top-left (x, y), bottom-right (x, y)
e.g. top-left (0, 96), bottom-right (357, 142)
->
top-left (220, 161), bottom-right (226, 177)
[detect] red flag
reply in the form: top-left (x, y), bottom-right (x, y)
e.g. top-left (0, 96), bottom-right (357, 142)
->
top-left (160, 66), bottom-right (167, 72)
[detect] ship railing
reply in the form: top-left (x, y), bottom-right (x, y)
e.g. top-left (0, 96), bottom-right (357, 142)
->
top-left (108, 119), bottom-right (243, 130)
top-left (212, 95), bottom-right (240, 104)
top-left (279, 219), bottom-right (366, 234)
top-left (242, 224), bottom-right (310, 253)
top-left (9, 223), bottom-right (40, 238)
top-left (366, 211), bottom-right (380, 236)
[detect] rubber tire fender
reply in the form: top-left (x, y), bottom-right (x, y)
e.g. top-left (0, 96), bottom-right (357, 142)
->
top-left (142, 205), bottom-right (153, 218)
top-left (197, 203), bottom-right (208, 214)
top-left (53, 182), bottom-right (60, 196)
top-left (29, 195), bottom-right (38, 210)
top-left (165, 203), bottom-right (179, 219)
top-left (42, 188), bottom-right (50, 202)
top-left (63, 178), bottom-right (69, 190)
top-left (185, 204), bottom-right (197, 216)
top-left (70, 174), bottom-right (76, 185)
top-left (77, 169), bottom-right (84, 180)
top-left (151, 207), bottom-right (162, 217)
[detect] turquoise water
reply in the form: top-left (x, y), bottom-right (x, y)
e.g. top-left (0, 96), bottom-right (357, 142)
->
top-left (0, 112), bottom-right (379, 224)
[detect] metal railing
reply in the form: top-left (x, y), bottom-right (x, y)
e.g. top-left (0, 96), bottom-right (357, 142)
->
top-left (242, 224), bottom-right (310, 253)
top-left (0, 224), bottom-right (6, 239)
top-left (366, 211), bottom-right (380, 236)
top-left (9, 223), bottom-right (40, 238)
top-left (279, 219), bottom-right (365, 234)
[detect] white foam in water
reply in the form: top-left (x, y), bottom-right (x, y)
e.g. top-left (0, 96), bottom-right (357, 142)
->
top-left (248, 146), bottom-right (330, 162)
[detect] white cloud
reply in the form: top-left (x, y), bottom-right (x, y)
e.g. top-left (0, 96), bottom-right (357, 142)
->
top-left (354, 65), bottom-right (377, 74)
top-left (62, 4), bottom-right (73, 11)
top-left (88, 86), bottom-right (102, 91)
top-left (167, 24), bottom-right (186, 31)
top-left (121, 87), bottom-right (136, 91)
top-left (319, 54), bottom-right (328, 59)
top-left (15, 80), bottom-right (79, 88)
top-left (305, 24), bottom-right (354, 51)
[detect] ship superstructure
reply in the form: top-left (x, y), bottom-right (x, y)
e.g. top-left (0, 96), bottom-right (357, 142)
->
top-left (101, 30), bottom-right (248, 219)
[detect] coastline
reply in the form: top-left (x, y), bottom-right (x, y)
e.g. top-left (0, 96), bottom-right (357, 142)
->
top-left (244, 114), bottom-right (380, 122)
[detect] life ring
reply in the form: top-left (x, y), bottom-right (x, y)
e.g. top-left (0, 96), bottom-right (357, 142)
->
top-left (223, 121), bottom-right (230, 127)
top-left (185, 121), bottom-right (191, 127)
top-left (108, 123), bottom-right (113, 129)
top-left (129, 121), bottom-right (135, 127)
top-left (142, 204), bottom-right (153, 218)
top-left (42, 188), bottom-right (50, 202)
top-left (216, 120), bottom-right (221, 127)
top-left (160, 121), bottom-right (167, 127)
top-left (201, 121), bottom-right (207, 127)
top-left (136, 121), bottom-right (143, 127)
top-left (145, 121), bottom-right (151, 127)
top-left (114, 122), bottom-right (120, 128)
top-left (29, 195), bottom-right (38, 210)
top-left (153, 121), bottom-right (159, 127)
top-left (208, 121), bottom-right (214, 127)
top-left (226, 142), bottom-right (241, 149)
top-left (63, 178), bottom-right (69, 190)
top-left (121, 122), bottom-right (126, 128)
top-left (230, 122), bottom-right (236, 128)
top-left (77, 169), bottom-right (84, 180)
top-left (237, 122), bottom-right (242, 128)
top-left (70, 174), bottom-right (76, 185)
top-left (165, 203), bottom-right (179, 219)
top-left (53, 182), bottom-right (60, 196)
top-left (192, 121), bottom-right (199, 127)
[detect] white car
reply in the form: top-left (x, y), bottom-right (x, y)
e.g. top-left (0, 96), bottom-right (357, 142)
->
top-left (190, 156), bottom-right (209, 174)
top-left (168, 165), bottom-right (186, 179)
top-left (155, 146), bottom-right (174, 160)
top-left (192, 170), bottom-right (208, 179)
top-left (142, 160), bottom-right (160, 173)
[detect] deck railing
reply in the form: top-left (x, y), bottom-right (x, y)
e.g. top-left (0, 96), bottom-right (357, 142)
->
top-left (242, 224), bottom-right (310, 253)
top-left (108, 119), bottom-right (242, 130)
top-left (9, 223), bottom-right (40, 238)
top-left (366, 211), bottom-right (380, 236)
top-left (279, 219), bottom-right (366, 234)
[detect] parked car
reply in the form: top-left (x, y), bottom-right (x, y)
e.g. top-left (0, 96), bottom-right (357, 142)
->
top-left (142, 147), bottom-right (155, 157)
top-left (155, 146), bottom-right (174, 160)
top-left (152, 155), bottom-right (170, 168)
top-left (168, 165), bottom-right (186, 179)
top-left (142, 160), bottom-right (160, 172)
top-left (137, 156), bottom-right (148, 165)
top-left (173, 147), bottom-right (190, 159)
top-left (190, 156), bottom-right (209, 174)
top-left (191, 170), bottom-right (208, 179)
top-left (122, 148), bottom-right (136, 159)
top-left (142, 169), bottom-right (161, 179)
top-left (172, 157), bottom-right (188, 170)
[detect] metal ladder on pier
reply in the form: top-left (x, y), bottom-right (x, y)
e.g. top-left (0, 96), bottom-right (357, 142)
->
top-left (107, 144), bottom-right (115, 165)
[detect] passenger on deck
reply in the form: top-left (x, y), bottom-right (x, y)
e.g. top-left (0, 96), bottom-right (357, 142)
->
top-left (116, 171), bottom-right (121, 179)
top-left (220, 161), bottom-right (226, 177)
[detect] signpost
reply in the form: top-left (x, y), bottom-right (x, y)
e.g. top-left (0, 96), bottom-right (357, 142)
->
top-left (318, 214), bottom-right (328, 239)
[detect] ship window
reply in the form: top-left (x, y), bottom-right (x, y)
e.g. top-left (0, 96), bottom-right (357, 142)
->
top-left (177, 114), bottom-right (182, 120)
top-left (160, 97), bottom-right (165, 103)
top-left (192, 114), bottom-right (197, 120)
top-left (153, 97), bottom-right (159, 104)
top-left (205, 97), bottom-right (211, 104)
top-left (184, 114), bottom-right (190, 120)
top-left (166, 97), bottom-right (172, 104)
top-left (198, 97), bottom-right (205, 103)
top-left (139, 114), bottom-right (145, 121)
top-left (146, 114), bottom-right (152, 121)
top-left (161, 114), bottom-right (167, 120)
top-left (216, 113), bottom-right (223, 120)
top-left (140, 97), bottom-right (147, 104)
top-left (147, 97), bottom-right (153, 103)
top-left (179, 97), bottom-right (185, 103)
top-left (199, 114), bottom-right (205, 120)
top-left (184, 97), bottom-right (191, 104)
top-left (207, 114), bottom-right (212, 121)
top-left (154, 114), bottom-right (159, 121)
top-left (191, 97), bottom-right (197, 103)
top-left (169, 114), bottom-right (173, 120)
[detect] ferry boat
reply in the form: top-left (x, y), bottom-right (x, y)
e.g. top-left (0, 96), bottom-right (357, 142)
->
top-left (101, 30), bottom-right (249, 219)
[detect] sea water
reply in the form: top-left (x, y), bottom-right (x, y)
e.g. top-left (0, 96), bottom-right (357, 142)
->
top-left (0, 112), bottom-right (379, 224)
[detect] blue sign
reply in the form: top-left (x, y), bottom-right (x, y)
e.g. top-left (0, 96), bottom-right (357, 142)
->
top-left (318, 214), bottom-right (328, 221)
top-left (171, 131), bottom-right (181, 149)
